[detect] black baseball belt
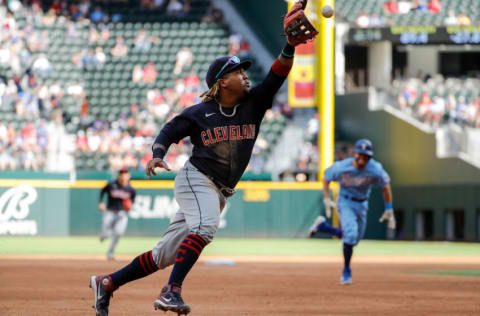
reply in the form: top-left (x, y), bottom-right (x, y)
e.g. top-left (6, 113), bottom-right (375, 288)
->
top-left (207, 176), bottom-right (236, 198)
top-left (342, 194), bottom-right (367, 203)
top-left (188, 161), bottom-right (236, 198)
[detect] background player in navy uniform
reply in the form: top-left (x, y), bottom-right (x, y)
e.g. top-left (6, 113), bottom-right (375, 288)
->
top-left (308, 139), bottom-right (396, 285)
top-left (89, 1), bottom-right (317, 314)
top-left (98, 167), bottom-right (136, 260)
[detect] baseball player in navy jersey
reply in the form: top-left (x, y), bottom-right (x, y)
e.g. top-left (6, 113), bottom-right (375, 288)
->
top-left (89, 1), bottom-right (317, 314)
top-left (98, 167), bottom-right (136, 260)
top-left (308, 139), bottom-right (396, 285)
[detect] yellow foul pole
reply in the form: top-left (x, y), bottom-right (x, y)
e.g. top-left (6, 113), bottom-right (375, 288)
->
top-left (316, 0), bottom-right (335, 181)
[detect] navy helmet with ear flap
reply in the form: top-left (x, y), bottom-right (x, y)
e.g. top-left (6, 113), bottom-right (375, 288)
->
top-left (354, 139), bottom-right (373, 156)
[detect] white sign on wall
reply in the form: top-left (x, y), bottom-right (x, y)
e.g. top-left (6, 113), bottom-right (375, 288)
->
top-left (129, 194), bottom-right (229, 228)
top-left (0, 185), bottom-right (38, 235)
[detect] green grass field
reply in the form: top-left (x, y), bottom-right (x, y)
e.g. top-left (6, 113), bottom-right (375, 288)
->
top-left (416, 270), bottom-right (480, 277)
top-left (1, 236), bottom-right (479, 256)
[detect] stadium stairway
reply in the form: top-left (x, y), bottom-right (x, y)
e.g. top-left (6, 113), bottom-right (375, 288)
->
top-left (371, 88), bottom-right (480, 170)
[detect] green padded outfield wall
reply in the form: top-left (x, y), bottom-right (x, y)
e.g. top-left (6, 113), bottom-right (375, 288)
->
top-left (69, 183), bottom-right (325, 238)
top-left (0, 175), bottom-right (330, 238)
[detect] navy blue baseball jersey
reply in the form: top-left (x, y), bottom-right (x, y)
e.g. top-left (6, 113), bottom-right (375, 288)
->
top-left (100, 180), bottom-right (136, 211)
top-left (153, 69), bottom-right (287, 188)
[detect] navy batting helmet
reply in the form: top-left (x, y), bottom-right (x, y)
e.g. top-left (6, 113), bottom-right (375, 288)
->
top-left (205, 56), bottom-right (252, 88)
top-left (354, 139), bottom-right (374, 156)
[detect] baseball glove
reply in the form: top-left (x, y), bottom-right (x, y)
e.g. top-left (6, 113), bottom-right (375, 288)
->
top-left (284, 0), bottom-right (318, 46)
top-left (122, 198), bottom-right (132, 211)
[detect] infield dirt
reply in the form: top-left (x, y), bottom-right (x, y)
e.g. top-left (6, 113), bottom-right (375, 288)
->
top-left (1, 257), bottom-right (479, 315)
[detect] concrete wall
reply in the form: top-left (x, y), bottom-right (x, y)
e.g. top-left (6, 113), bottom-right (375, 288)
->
top-left (406, 46), bottom-right (439, 77)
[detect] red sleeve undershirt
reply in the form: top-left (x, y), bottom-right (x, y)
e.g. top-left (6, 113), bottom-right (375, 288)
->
top-left (271, 58), bottom-right (292, 77)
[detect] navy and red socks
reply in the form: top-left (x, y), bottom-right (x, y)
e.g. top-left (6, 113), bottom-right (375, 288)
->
top-left (110, 250), bottom-right (159, 288)
top-left (106, 234), bottom-right (206, 291)
top-left (168, 234), bottom-right (207, 287)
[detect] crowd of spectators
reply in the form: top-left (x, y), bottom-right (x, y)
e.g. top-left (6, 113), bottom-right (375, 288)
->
top-left (355, 0), bottom-right (474, 28)
top-left (140, 0), bottom-right (192, 18)
top-left (12, 0), bottom-right (195, 23)
top-left (383, 0), bottom-right (443, 15)
top-left (0, 1), bottom-right (88, 171)
top-left (3, 0), bottom-right (202, 28)
top-left (443, 11), bottom-right (472, 26)
top-left (201, 4), bottom-right (224, 25)
top-left (0, 111), bottom-right (68, 171)
top-left (0, 120), bottom-right (45, 171)
top-left (1, 0), bottom-right (284, 174)
top-left (394, 77), bottom-right (480, 127)
top-left (73, 67), bottom-right (207, 172)
top-left (72, 25), bottom-right (162, 71)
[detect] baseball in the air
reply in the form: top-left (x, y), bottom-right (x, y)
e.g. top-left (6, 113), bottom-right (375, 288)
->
top-left (321, 5), bottom-right (334, 18)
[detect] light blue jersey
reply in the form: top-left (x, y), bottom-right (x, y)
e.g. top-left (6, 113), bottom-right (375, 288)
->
top-left (324, 157), bottom-right (390, 201)
top-left (324, 157), bottom-right (391, 245)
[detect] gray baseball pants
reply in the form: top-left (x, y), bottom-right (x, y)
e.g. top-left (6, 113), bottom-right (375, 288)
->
top-left (151, 161), bottom-right (226, 269)
top-left (100, 210), bottom-right (128, 257)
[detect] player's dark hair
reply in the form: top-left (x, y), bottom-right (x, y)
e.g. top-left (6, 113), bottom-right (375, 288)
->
top-left (200, 81), bottom-right (220, 102)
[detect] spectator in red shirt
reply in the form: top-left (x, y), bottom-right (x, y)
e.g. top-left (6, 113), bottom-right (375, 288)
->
top-left (418, 93), bottom-right (432, 122)
top-left (50, 0), bottom-right (62, 14)
top-left (384, 0), bottom-right (399, 15)
top-left (428, 0), bottom-right (441, 14)
top-left (22, 121), bottom-right (37, 146)
top-left (76, 130), bottom-right (89, 152)
top-left (143, 62), bottom-right (157, 83)
top-left (7, 125), bottom-right (15, 144)
top-left (178, 92), bottom-right (196, 108)
top-left (184, 73), bottom-right (200, 92)
top-left (239, 40), bottom-right (251, 57)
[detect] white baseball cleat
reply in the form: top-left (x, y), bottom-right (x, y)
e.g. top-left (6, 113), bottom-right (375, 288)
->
top-left (308, 215), bottom-right (326, 237)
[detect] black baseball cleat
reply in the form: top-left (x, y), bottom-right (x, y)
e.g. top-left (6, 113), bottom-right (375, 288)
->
top-left (153, 284), bottom-right (191, 315)
top-left (90, 275), bottom-right (116, 316)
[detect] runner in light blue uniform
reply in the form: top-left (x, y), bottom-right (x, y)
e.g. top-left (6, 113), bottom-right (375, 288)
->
top-left (308, 139), bottom-right (396, 285)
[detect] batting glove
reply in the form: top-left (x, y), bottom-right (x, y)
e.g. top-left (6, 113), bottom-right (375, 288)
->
top-left (379, 209), bottom-right (396, 230)
top-left (323, 198), bottom-right (336, 218)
